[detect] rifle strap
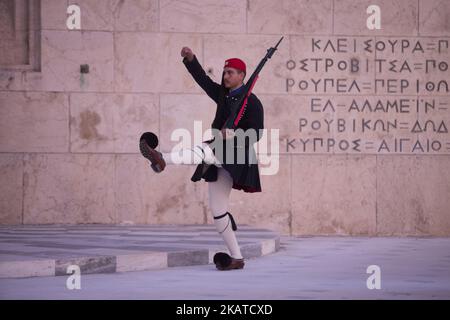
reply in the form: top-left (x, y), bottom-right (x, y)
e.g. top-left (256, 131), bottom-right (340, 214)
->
top-left (233, 75), bottom-right (259, 127)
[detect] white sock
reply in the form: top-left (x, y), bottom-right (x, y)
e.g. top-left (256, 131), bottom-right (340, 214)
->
top-left (209, 168), bottom-right (243, 259)
top-left (214, 213), bottom-right (243, 259)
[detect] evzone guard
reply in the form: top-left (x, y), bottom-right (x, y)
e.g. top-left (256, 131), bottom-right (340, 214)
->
top-left (139, 38), bottom-right (283, 270)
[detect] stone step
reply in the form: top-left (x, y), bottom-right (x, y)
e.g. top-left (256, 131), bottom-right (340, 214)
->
top-left (0, 224), bottom-right (280, 278)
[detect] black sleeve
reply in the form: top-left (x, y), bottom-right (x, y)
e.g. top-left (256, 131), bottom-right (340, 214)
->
top-left (183, 55), bottom-right (221, 103)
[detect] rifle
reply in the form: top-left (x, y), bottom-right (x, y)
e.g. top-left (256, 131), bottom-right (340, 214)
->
top-left (223, 36), bottom-right (284, 129)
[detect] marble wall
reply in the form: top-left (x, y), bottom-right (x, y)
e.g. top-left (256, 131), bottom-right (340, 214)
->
top-left (0, 0), bottom-right (449, 236)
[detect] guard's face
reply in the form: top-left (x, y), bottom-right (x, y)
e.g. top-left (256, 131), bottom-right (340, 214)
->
top-left (223, 67), bottom-right (245, 89)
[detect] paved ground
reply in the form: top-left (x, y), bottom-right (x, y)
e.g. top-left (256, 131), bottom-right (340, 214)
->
top-left (1, 234), bottom-right (449, 300)
top-left (0, 225), bottom-right (279, 278)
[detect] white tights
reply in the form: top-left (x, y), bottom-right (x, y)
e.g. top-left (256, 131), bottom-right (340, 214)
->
top-left (161, 144), bottom-right (243, 259)
top-left (208, 167), bottom-right (243, 259)
top-left (161, 143), bottom-right (220, 166)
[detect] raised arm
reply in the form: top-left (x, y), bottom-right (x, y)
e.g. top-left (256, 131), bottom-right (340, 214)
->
top-left (181, 47), bottom-right (221, 103)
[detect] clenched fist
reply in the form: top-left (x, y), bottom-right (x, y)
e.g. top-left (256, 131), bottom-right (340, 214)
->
top-left (181, 47), bottom-right (194, 62)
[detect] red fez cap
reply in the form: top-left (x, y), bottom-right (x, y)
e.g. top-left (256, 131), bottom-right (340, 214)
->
top-left (224, 58), bottom-right (246, 73)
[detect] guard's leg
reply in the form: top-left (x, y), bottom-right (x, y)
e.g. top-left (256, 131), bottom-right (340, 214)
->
top-left (161, 143), bottom-right (222, 166)
top-left (140, 132), bottom-right (222, 170)
top-left (208, 168), bottom-right (243, 260)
